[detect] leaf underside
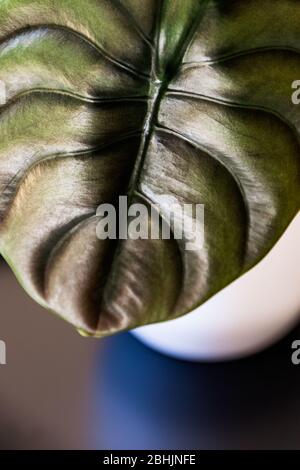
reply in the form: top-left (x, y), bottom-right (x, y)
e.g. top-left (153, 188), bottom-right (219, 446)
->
top-left (0, 0), bottom-right (299, 336)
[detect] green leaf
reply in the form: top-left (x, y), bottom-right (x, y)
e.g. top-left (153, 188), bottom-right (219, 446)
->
top-left (0, 0), bottom-right (299, 336)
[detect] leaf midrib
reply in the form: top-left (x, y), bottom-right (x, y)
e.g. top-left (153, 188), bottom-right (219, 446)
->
top-left (97, 1), bottom-right (210, 329)
top-left (127, 0), bottom-right (209, 202)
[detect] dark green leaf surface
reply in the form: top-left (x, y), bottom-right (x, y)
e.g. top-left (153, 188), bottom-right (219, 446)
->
top-left (0, 0), bottom-right (299, 336)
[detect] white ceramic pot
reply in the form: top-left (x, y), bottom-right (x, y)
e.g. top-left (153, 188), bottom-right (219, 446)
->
top-left (132, 212), bottom-right (300, 362)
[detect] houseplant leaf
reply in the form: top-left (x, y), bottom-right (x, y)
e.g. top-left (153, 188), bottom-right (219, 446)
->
top-left (0, 0), bottom-right (299, 336)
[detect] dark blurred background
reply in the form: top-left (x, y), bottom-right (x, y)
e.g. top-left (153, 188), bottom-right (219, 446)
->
top-left (1, 258), bottom-right (300, 450)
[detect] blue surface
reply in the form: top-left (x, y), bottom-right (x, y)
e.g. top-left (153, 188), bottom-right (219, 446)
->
top-left (91, 327), bottom-right (300, 449)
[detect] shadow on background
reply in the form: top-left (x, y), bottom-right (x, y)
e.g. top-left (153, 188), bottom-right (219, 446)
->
top-left (92, 328), bottom-right (300, 450)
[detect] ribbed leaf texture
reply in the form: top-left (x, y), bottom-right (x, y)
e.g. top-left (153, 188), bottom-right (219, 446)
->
top-left (0, 0), bottom-right (299, 336)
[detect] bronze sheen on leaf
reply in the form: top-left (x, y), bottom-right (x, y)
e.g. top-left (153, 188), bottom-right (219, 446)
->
top-left (0, 0), bottom-right (299, 336)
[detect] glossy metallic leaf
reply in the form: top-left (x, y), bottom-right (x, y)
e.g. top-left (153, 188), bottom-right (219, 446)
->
top-left (0, 0), bottom-right (299, 336)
